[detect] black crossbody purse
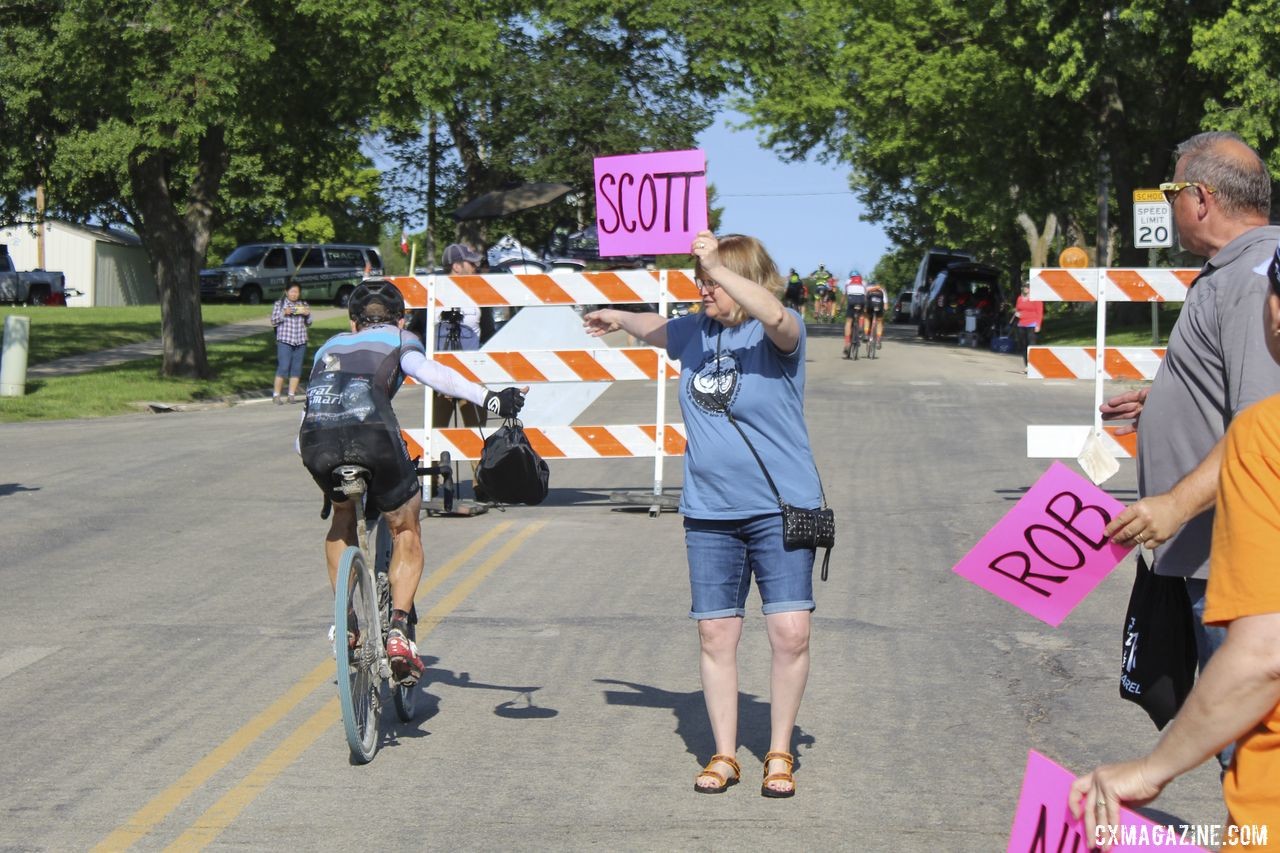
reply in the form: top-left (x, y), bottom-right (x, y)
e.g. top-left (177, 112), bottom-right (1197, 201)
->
top-left (714, 331), bottom-right (834, 580)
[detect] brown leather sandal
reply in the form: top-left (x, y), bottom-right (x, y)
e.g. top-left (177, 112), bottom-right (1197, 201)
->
top-left (694, 754), bottom-right (741, 794)
top-left (761, 750), bottom-right (796, 798)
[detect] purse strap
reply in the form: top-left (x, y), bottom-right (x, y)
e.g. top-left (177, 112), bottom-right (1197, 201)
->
top-left (714, 330), bottom-right (831, 580)
top-left (714, 331), bottom-right (828, 510)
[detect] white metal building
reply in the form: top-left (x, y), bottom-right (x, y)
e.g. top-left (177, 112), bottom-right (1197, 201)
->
top-left (0, 220), bottom-right (158, 307)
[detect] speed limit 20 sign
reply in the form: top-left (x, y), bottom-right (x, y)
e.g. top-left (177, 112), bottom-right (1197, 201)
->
top-left (1133, 189), bottom-right (1173, 249)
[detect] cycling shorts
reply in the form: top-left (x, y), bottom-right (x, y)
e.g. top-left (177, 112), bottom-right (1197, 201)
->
top-left (845, 293), bottom-right (867, 311)
top-left (300, 421), bottom-right (419, 514)
top-left (866, 300), bottom-right (886, 317)
top-left (299, 372), bottom-right (418, 513)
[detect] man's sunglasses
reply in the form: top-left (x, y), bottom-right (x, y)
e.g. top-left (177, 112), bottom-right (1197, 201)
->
top-left (1159, 181), bottom-right (1216, 205)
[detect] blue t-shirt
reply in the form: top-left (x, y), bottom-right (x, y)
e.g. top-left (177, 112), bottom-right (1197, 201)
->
top-left (666, 311), bottom-right (822, 519)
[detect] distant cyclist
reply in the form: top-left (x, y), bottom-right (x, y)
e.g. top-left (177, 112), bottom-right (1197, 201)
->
top-left (863, 281), bottom-right (888, 351)
top-left (299, 280), bottom-right (526, 684)
top-left (842, 272), bottom-right (867, 358)
top-left (784, 268), bottom-right (805, 311)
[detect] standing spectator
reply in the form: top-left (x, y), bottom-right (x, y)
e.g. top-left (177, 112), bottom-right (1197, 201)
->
top-left (437, 243), bottom-right (483, 351)
top-left (583, 230), bottom-right (822, 798)
top-left (433, 243), bottom-right (487, 437)
top-left (1013, 282), bottom-right (1043, 368)
top-left (271, 282), bottom-right (311, 404)
top-left (1101, 131), bottom-right (1280, 770)
top-left (1070, 240), bottom-right (1280, 848)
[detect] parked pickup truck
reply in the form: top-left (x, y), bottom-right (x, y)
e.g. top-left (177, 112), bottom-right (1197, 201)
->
top-left (0, 247), bottom-right (67, 306)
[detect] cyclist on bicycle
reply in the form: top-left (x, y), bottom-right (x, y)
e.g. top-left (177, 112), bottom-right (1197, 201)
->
top-left (863, 281), bottom-right (888, 350)
top-left (299, 280), bottom-right (526, 684)
top-left (842, 272), bottom-right (867, 358)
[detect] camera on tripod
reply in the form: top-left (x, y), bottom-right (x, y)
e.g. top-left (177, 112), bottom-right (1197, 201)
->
top-left (440, 308), bottom-right (464, 324)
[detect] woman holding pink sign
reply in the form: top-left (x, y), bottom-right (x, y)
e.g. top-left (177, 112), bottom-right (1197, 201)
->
top-left (583, 231), bottom-right (823, 798)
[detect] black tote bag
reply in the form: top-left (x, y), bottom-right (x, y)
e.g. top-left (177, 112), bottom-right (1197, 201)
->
top-left (473, 419), bottom-right (550, 505)
top-left (1119, 555), bottom-right (1198, 730)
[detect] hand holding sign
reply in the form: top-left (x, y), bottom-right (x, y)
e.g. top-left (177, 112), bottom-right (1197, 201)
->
top-left (1008, 751), bottom-right (1206, 852)
top-left (690, 230), bottom-right (719, 268)
top-left (953, 462), bottom-right (1132, 626)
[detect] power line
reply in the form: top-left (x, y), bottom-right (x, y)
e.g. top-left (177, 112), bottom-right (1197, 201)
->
top-left (719, 190), bottom-right (854, 198)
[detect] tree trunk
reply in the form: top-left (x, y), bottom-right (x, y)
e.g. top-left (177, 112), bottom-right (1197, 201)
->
top-left (127, 130), bottom-right (225, 378)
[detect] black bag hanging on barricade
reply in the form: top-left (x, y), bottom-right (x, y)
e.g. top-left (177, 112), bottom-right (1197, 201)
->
top-left (473, 418), bottom-right (550, 506)
top-left (1119, 555), bottom-right (1197, 730)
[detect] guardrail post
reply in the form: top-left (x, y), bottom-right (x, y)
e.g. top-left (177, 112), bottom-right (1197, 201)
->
top-left (1, 314), bottom-right (30, 397)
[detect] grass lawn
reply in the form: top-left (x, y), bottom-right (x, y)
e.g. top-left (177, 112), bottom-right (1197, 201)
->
top-left (1038, 303), bottom-right (1182, 347)
top-left (0, 314), bottom-right (350, 422)
top-left (0, 305), bottom-right (284, 365)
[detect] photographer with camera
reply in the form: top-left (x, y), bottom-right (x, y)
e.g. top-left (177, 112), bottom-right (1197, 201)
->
top-left (436, 244), bottom-right (484, 352)
top-left (299, 280), bottom-right (527, 684)
top-left (432, 243), bottom-right (489, 436)
top-left (271, 282), bottom-right (312, 404)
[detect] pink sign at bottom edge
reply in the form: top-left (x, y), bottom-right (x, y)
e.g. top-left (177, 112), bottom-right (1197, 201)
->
top-left (1008, 750), bottom-right (1209, 852)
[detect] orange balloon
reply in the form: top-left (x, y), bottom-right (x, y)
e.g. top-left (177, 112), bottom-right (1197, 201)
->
top-left (1058, 246), bottom-right (1089, 268)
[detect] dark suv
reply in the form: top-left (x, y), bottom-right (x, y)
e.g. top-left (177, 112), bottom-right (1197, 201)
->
top-left (919, 261), bottom-right (1003, 344)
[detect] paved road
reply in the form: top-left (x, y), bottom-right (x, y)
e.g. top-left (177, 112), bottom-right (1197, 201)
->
top-left (0, 324), bottom-right (1224, 851)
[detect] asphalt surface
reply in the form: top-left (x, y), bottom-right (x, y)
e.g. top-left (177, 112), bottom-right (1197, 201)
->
top-left (0, 322), bottom-right (1226, 851)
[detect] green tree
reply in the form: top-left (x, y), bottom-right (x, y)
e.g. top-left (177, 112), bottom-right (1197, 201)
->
top-left (720, 0), bottom-right (1280, 277)
top-left (0, 0), bottom-right (492, 377)
top-left (379, 1), bottom-right (734, 261)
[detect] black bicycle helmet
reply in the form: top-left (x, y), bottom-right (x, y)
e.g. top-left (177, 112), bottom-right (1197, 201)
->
top-left (347, 279), bottom-right (405, 326)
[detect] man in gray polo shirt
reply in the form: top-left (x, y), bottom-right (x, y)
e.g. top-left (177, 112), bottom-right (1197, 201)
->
top-left (1102, 133), bottom-right (1280, 748)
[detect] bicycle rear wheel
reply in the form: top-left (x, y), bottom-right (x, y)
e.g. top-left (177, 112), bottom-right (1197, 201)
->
top-left (336, 546), bottom-right (380, 764)
top-left (867, 329), bottom-right (877, 359)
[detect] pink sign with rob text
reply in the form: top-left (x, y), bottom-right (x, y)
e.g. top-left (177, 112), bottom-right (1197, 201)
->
top-left (953, 462), bottom-right (1131, 627)
top-left (593, 149), bottom-right (708, 257)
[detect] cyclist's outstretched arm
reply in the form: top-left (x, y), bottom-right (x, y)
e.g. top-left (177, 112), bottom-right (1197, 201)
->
top-left (400, 350), bottom-right (527, 417)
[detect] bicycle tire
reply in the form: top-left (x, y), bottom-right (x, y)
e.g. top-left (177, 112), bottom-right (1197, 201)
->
top-left (867, 329), bottom-right (877, 360)
top-left (852, 329), bottom-right (860, 360)
top-left (336, 546), bottom-right (380, 764)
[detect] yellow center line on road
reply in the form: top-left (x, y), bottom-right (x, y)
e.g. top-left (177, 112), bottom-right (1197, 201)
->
top-left (95, 521), bottom-right (515, 852)
top-left (162, 520), bottom-right (546, 851)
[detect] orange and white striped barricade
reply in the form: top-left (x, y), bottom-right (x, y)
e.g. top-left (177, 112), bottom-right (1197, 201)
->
top-left (393, 269), bottom-right (700, 506)
top-left (1026, 267), bottom-right (1194, 462)
top-left (1026, 346), bottom-right (1166, 381)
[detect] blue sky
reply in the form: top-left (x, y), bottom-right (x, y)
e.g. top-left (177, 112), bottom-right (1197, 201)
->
top-left (696, 112), bottom-right (892, 280)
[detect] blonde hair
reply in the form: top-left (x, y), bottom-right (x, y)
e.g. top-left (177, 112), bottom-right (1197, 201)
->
top-left (694, 234), bottom-right (785, 326)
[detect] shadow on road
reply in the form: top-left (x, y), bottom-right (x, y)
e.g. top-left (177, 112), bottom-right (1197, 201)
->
top-left (596, 677), bottom-right (816, 769)
top-left (413, 655), bottom-right (559, 723)
top-left (0, 482), bottom-right (40, 497)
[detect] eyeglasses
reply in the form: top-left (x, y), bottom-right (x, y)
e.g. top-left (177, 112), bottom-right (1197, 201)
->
top-left (695, 278), bottom-right (719, 292)
top-left (1159, 181), bottom-right (1215, 205)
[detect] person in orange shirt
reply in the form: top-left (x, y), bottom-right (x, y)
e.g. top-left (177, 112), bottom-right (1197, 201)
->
top-left (1070, 239), bottom-right (1280, 849)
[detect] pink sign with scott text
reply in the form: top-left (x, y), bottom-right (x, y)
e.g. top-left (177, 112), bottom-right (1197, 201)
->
top-left (953, 461), bottom-right (1131, 627)
top-left (593, 149), bottom-right (707, 257)
top-left (1008, 750), bottom-right (1208, 852)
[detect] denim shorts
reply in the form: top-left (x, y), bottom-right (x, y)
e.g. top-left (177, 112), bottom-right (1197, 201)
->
top-left (683, 514), bottom-right (816, 620)
top-left (276, 342), bottom-right (306, 378)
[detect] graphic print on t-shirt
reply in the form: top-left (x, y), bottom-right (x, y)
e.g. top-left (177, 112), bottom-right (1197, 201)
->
top-left (688, 349), bottom-right (740, 415)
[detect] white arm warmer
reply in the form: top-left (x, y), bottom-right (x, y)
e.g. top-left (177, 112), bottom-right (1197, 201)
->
top-left (400, 349), bottom-right (487, 407)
